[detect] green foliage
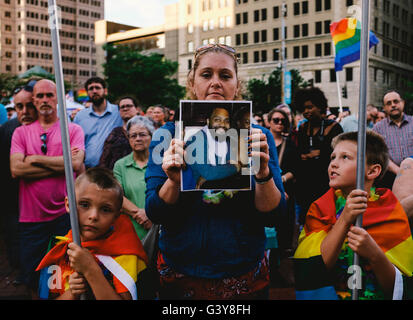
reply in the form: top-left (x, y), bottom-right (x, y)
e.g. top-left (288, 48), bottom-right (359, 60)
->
top-left (103, 43), bottom-right (185, 110)
top-left (0, 73), bottom-right (19, 104)
top-left (245, 67), bottom-right (308, 114)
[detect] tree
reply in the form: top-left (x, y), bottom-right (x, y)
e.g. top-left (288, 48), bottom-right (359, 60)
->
top-left (103, 43), bottom-right (185, 110)
top-left (0, 73), bottom-right (19, 104)
top-left (245, 67), bottom-right (308, 114)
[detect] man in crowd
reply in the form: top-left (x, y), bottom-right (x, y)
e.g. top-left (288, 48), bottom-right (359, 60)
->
top-left (73, 76), bottom-right (122, 168)
top-left (0, 82), bottom-right (38, 273)
top-left (373, 90), bottom-right (413, 188)
top-left (10, 79), bottom-right (85, 296)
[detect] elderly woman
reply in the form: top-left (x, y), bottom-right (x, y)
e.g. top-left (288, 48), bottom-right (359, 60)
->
top-left (145, 43), bottom-right (285, 300)
top-left (293, 87), bottom-right (343, 226)
top-left (113, 115), bottom-right (154, 240)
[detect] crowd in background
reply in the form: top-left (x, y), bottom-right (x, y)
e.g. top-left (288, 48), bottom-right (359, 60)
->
top-left (0, 43), bottom-right (412, 300)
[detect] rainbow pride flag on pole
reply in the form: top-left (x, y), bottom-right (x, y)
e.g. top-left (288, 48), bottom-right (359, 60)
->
top-left (76, 88), bottom-right (89, 102)
top-left (330, 18), bottom-right (379, 72)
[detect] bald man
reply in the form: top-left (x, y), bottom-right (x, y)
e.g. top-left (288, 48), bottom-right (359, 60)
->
top-left (9, 79), bottom-right (85, 296)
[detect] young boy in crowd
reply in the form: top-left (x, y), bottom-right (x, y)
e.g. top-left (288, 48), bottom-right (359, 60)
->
top-left (293, 131), bottom-right (413, 300)
top-left (36, 168), bottom-right (148, 300)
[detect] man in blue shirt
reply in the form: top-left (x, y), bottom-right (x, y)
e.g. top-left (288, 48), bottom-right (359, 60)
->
top-left (73, 77), bottom-right (122, 168)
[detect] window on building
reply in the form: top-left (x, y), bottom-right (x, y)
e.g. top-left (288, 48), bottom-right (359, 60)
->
top-left (293, 46), bottom-right (300, 59)
top-left (294, 25), bottom-right (300, 38)
top-left (242, 52), bottom-right (248, 64)
top-left (261, 29), bottom-right (267, 42)
top-left (302, 1), bottom-right (309, 14)
top-left (316, 21), bottom-right (322, 35)
top-left (273, 6), bottom-right (279, 19)
top-left (261, 8), bottom-right (267, 21)
top-left (315, 43), bottom-right (322, 56)
top-left (243, 32), bottom-right (248, 44)
top-left (254, 31), bottom-right (259, 43)
top-left (302, 24), bottom-right (308, 37)
top-left (330, 69), bottom-right (336, 82)
top-left (302, 45), bottom-right (308, 58)
top-left (273, 28), bottom-right (279, 41)
top-left (273, 48), bottom-right (280, 61)
top-left (315, 70), bottom-right (322, 83)
top-left (294, 2), bottom-right (300, 15)
top-left (346, 68), bottom-right (353, 81)
top-left (254, 51), bottom-right (259, 63)
top-left (261, 50), bottom-right (267, 62)
top-left (315, 0), bottom-right (322, 12)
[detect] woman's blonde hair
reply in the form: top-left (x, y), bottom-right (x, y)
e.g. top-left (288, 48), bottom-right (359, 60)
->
top-left (186, 46), bottom-right (243, 100)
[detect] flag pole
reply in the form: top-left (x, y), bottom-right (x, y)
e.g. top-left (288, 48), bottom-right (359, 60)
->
top-left (352, 0), bottom-right (370, 301)
top-left (48, 0), bottom-right (85, 299)
top-left (332, 42), bottom-right (343, 114)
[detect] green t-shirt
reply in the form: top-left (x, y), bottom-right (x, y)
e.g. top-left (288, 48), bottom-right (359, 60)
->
top-left (113, 152), bottom-right (148, 240)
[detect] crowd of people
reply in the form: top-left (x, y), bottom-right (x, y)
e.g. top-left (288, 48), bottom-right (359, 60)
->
top-left (0, 42), bottom-right (413, 300)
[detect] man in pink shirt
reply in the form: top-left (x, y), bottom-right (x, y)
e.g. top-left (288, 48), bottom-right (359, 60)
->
top-left (10, 79), bottom-right (85, 296)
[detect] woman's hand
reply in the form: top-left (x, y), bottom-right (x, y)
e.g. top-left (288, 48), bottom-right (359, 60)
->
top-left (132, 208), bottom-right (153, 230)
top-left (68, 272), bottom-right (88, 298)
top-left (249, 128), bottom-right (270, 179)
top-left (162, 139), bottom-right (186, 185)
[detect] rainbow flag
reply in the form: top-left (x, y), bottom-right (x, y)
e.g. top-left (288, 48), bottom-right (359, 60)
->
top-left (293, 188), bottom-right (413, 300)
top-left (330, 18), bottom-right (379, 72)
top-left (76, 89), bottom-right (89, 102)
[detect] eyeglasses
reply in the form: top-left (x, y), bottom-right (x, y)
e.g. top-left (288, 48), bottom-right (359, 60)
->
top-left (195, 43), bottom-right (236, 59)
top-left (40, 133), bottom-right (47, 154)
top-left (119, 104), bottom-right (135, 110)
top-left (385, 99), bottom-right (401, 106)
top-left (129, 132), bottom-right (150, 139)
top-left (271, 118), bottom-right (286, 125)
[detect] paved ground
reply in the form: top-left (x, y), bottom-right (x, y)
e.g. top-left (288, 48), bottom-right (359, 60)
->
top-left (0, 237), bottom-right (295, 300)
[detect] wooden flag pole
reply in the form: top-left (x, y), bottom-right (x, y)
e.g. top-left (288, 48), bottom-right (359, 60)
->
top-left (352, 0), bottom-right (370, 300)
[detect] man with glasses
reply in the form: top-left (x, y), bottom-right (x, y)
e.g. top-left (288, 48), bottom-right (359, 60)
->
top-left (73, 76), bottom-right (122, 168)
top-left (0, 82), bottom-right (38, 280)
top-left (98, 96), bottom-right (142, 169)
top-left (9, 79), bottom-right (85, 297)
top-left (373, 90), bottom-right (413, 188)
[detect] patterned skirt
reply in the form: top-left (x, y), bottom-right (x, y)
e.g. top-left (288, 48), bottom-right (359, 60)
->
top-left (156, 253), bottom-right (270, 300)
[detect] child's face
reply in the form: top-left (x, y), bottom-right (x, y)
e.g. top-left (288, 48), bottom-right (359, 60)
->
top-left (72, 180), bottom-right (121, 242)
top-left (328, 140), bottom-right (358, 195)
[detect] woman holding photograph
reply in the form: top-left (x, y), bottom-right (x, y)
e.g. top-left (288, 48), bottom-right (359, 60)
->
top-left (145, 44), bottom-right (285, 299)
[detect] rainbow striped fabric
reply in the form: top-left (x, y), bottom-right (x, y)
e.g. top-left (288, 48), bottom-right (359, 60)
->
top-left (330, 18), bottom-right (379, 71)
top-left (77, 89), bottom-right (89, 102)
top-left (293, 188), bottom-right (413, 300)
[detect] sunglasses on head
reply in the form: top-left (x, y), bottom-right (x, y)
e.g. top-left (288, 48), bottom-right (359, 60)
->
top-left (40, 133), bottom-right (47, 155)
top-left (195, 43), bottom-right (236, 59)
top-left (13, 80), bottom-right (37, 95)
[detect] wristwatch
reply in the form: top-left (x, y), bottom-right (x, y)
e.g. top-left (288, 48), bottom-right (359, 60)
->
top-left (254, 170), bottom-right (273, 185)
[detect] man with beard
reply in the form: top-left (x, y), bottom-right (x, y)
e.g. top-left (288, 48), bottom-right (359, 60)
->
top-left (373, 90), bottom-right (413, 188)
top-left (10, 79), bottom-right (85, 297)
top-left (183, 106), bottom-right (249, 190)
top-left (73, 77), bottom-right (122, 168)
top-left (0, 82), bottom-right (38, 275)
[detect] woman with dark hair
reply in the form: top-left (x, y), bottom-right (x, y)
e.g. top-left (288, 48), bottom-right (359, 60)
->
top-left (293, 87), bottom-right (343, 226)
top-left (268, 108), bottom-right (300, 261)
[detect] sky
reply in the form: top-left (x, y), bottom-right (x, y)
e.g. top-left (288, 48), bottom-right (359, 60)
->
top-left (105, 0), bottom-right (179, 28)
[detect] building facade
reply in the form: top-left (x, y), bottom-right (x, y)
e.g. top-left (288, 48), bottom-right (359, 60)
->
top-left (94, 0), bottom-right (413, 113)
top-left (176, 0), bottom-right (413, 112)
top-left (0, 0), bottom-right (104, 88)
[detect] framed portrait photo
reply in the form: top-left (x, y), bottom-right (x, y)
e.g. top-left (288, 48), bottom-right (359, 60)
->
top-left (179, 100), bottom-right (252, 192)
